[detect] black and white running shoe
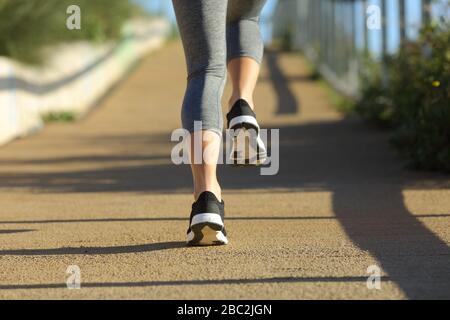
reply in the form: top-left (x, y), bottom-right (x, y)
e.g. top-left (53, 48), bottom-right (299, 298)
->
top-left (226, 99), bottom-right (267, 166)
top-left (186, 191), bottom-right (228, 246)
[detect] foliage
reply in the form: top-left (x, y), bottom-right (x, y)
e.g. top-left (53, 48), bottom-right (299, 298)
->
top-left (0, 0), bottom-right (139, 64)
top-left (42, 111), bottom-right (76, 123)
top-left (354, 21), bottom-right (450, 172)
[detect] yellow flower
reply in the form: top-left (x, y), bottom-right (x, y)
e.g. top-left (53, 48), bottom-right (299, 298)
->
top-left (432, 80), bottom-right (440, 87)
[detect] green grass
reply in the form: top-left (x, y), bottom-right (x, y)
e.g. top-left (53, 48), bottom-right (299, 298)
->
top-left (42, 112), bottom-right (76, 124)
top-left (317, 79), bottom-right (355, 115)
top-left (300, 56), bottom-right (355, 115)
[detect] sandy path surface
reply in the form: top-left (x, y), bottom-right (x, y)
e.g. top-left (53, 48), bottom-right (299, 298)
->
top-left (0, 42), bottom-right (449, 299)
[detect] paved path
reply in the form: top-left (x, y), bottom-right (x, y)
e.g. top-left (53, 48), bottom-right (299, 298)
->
top-left (0, 42), bottom-right (449, 299)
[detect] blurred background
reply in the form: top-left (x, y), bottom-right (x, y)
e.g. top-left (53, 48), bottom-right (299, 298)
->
top-left (0, 0), bottom-right (449, 172)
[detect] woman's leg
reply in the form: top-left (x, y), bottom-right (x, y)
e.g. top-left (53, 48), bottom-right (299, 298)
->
top-left (172, 0), bottom-right (228, 201)
top-left (227, 58), bottom-right (260, 111)
top-left (226, 0), bottom-right (267, 110)
top-left (189, 130), bottom-right (221, 201)
top-left (225, 1), bottom-right (268, 166)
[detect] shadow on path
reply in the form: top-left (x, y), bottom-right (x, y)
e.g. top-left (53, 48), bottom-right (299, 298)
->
top-left (0, 275), bottom-right (390, 290)
top-left (265, 50), bottom-right (299, 114)
top-left (0, 229), bottom-right (34, 235)
top-left (0, 241), bottom-right (186, 256)
top-left (0, 214), bottom-right (449, 225)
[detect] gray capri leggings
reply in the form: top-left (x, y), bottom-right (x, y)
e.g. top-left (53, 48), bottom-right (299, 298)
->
top-left (172, 0), bottom-right (267, 135)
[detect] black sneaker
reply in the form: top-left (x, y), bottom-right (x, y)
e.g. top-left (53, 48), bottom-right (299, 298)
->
top-left (226, 99), bottom-right (267, 166)
top-left (186, 191), bottom-right (228, 246)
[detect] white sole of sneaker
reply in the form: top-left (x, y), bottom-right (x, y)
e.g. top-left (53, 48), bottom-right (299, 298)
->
top-left (229, 115), bottom-right (260, 131)
top-left (187, 213), bottom-right (228, 246)
top-left (230, 127), bottom-right (267, 166)
top-left (191, 213), bottom-right (224, 227)
top-left (187, 225), bottom-right (228, 246)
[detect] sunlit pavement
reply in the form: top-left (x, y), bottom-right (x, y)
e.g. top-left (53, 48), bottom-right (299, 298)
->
top-left (0, 41), bottom-right (449, 299)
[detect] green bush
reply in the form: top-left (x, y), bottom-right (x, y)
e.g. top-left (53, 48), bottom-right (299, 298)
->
top-left (355, 22), bottom-right (450, 172)
top-left (0, 0), bottom-right (140, 64)
top-left (42, 111), bottom-right (76, 123)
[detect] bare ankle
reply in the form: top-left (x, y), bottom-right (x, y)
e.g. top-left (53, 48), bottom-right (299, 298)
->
top-left (194, 184), bottom-right (222, 202)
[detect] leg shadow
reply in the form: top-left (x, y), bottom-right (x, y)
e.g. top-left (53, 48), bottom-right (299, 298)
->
top-left (333, 185), bottom-right (450, 299)
top-left (265, 50), bottom-right (299, 114)
top-left (0, 241), bottom-right (186, 256)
